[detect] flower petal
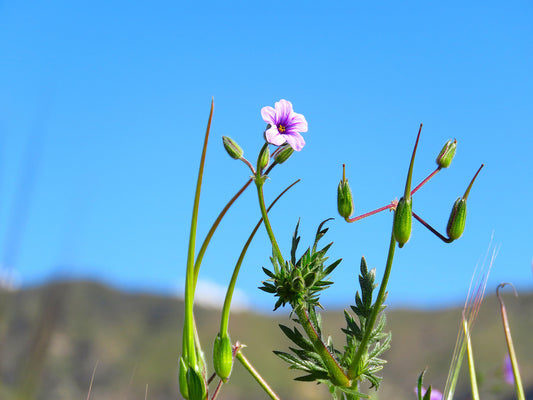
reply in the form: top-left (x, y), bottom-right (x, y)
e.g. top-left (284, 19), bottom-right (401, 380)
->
top-left (265, 125), bottom-right (287, 146)
top-left (286, 112), bottom-right (308, 133)
top-left (284, 131), bottom-right (305, 151)
top-left (261, 106), bottom-right (276, 125)
top-left (275, 99), bottom-right (293, 125)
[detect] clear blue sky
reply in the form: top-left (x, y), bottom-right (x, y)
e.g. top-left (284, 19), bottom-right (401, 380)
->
top-left (1, 0), bottom-right (531, 311)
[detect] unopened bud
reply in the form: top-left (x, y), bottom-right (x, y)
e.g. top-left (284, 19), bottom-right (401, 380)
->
top-left (274, 143), bottom-right (294, 164)
top-left (446, 197), bottom-right (466, 241)
top-left (337, 164), bottom-right (354, 219)
top-left (436, 139), bottom-right (457, 168)
top-left (291, 276), bottom-right (305, 292)
top-left (393, 197), bottom-right (412, 248)
top-left (186, 366), bottom-right (207, 400)
top-left (213, 334), bottom-right (233, 382)
top-left (257, 144), bottom-right (270, 171)
top-left (222, 136), bottom-right (243, 160)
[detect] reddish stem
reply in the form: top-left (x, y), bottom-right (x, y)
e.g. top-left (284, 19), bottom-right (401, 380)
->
top-left (412, 211), bottom-right (453, 243)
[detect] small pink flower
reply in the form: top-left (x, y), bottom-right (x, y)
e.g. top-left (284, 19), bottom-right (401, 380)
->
top-left (261, 99), bottom-right (308, 151)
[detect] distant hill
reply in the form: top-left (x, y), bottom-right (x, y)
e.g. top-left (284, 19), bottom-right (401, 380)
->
top-left (0, 281), bottom-right (531, 400)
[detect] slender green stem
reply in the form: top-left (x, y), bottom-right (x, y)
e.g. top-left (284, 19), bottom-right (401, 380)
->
top-left (294, 306), bottom-right (350, 387)
top-left (349, 230), bottom-right (396, 379)
top-left (253, 168), bottom-right (349, 386)
top-left (183, 99), bottom-right (214, 365)
top-left (463, 318), bottom-right (479, 400)
top-left (236, 349), bottom-right (282, 400)
top-left (255, 179), bottom-right (284, 268)
top-left (194, 178), bottom-right (253, 287)
top-left (220, 180), bottom-right (300, 335)
top-left (497, 283), bottom-right (525, 400)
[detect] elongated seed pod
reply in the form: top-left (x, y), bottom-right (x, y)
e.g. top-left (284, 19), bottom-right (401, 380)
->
top-left (393, 197), bottom-right (412, 248)
top-left (213, 334), bottom-right (233, 382)
top-left (446, 197), bottom-right (467, 241)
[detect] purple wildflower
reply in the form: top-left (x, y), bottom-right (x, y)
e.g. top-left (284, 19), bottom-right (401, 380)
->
top-left (415, 386), bottom-right (443, 400)
top-left (504, 354), bottom-right (514, 385)
top-left (261, 99), bottom-right (308, 151)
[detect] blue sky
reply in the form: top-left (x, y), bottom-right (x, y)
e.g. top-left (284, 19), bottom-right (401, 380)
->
top-left (0, 0), bottom-right (531, 311)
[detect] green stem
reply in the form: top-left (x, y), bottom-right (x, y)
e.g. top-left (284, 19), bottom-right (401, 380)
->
top-left (349, 230), bottom-right (396, 379)
top-left (236, 349), bottom-right (282, 400)
top-left (463, 318), bottom-right (479, 400)
top-left (254, 178), bottom-right (284, 269)
top-left (183, 99), bottom-right (214, 365)
top-left (294, 306), bottom-right (350, 387)
top-left (497, 283), bottom-right (525, 400)
top-left (253, 168), bottom-right (349, 386)
top-left (194, 178), bottom-right (253, 287)
top-left (220, 180), bottom-right (300, 335)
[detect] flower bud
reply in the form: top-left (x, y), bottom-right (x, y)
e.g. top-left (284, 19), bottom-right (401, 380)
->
top-left (446, 197), bottom-right (467, 241)
top-left (291, 275), bottom-right (305, 292)
top-left (222, 136), bottom-right (243, 160)
top-left (337, 165), bottom-right (354, 219)
top-left (273, 143), bottom-right (294, 164)
top-left (436, 139), bottom-right (457, 168)
top-left (179, 357), bottom-right (189, 399)
top-left (213, 333), bottom-right (233, 382)
top-left (257, 143), bottom-right (270, 171)
top-left (186, 366), bottom-right (207, 400)
top-left (393, 197), bottom-right (412, 248)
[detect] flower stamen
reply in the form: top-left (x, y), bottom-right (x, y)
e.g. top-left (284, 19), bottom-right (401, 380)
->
top-left (278, 125), bottom-right (286, 133)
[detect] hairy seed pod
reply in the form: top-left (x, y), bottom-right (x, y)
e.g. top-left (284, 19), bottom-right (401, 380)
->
top-left (179, 357), bottom-right (189, 399)
top-left (222, 136), bottom-right (243, 160)
top-left (213, 334), bottom-right (233, 382)
top-left (446, 197), bottom-right (467, 241)
top-left (186, 366), bottom-right (207, 400)
top-left (337, 165), bottom-right (354, 219)
top-left (337, 180), bottom-right (354, 219)
top-left (393, 197), bottom-right (412, 248)
top-left (257, 144), bottom-right (270, 172)
top-left (436, 139), bottom-right (457, 168)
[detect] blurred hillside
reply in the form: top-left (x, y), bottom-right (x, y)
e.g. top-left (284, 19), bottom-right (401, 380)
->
top-left (0, 281), bottom-right (531, 400)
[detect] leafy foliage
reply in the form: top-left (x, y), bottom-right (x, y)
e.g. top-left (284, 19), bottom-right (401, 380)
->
top-left (259, 219), bottom-right (341, 311)
top-left (262, 220), bottom-right (391, 399)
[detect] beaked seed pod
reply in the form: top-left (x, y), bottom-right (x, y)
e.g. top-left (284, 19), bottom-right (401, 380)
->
top-left (337, 165), bottom-right (354, 219)
top-left (186, 366), bottom-right (207, 400)
top-left (337, 180), bottom-right (354, 219)
top-left (213, 334), bottom-right (233, 382)
top-left (274, 143), bottom-right (294, 164)
top-left (436, 139), bottom-right (457, 168)
top-left (257, 144), bottom-right (270, 172)
top-left (446, 197), bottom-right (467, 241)
top-left (179, 357), bottom-right (189, 399)
top-left (393, 197), bottom-right (412, 248)
top-left (222, 136), bottom-right (243, 160)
